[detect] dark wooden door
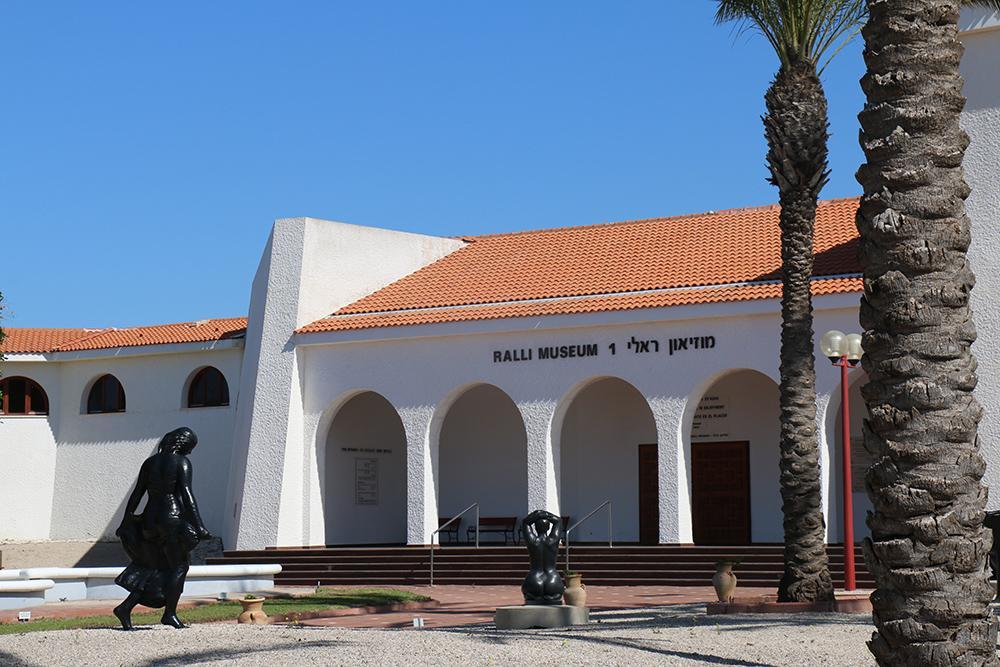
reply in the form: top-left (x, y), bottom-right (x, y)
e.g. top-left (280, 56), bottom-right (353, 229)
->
top-left (638, 444), bottom-right (659, 545)
top-left (691, 441), bottom-right (751, 545)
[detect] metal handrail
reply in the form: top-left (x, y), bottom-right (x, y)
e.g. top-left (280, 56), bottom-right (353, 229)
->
top-left (563, 500), bottom-right (612, 573)
top-left (429, 502), bottom-right (479, 586)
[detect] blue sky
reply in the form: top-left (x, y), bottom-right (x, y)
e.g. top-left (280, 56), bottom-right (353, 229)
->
top-left (0, 2), bottom-right (865, 328)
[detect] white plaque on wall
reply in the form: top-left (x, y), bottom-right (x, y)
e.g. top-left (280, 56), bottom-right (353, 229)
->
top-left (355, 457), bottom-right (378, 505)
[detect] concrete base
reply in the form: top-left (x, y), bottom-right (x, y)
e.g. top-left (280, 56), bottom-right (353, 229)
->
top-left (494, 605), bottom-right (589, 629)
top-left (706, 591), bottom-right (873, 615)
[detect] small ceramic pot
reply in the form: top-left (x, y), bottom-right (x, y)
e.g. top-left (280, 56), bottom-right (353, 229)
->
top-left (237, 597), bottom-right (270, 624)
top-left (563, 573), bottom-right (587, 607)
top-left (712, 563), bottom-right (737, 602)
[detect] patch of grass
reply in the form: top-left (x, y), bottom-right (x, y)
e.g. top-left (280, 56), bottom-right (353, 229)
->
top-left (0, 587), bottom-right (429, 635)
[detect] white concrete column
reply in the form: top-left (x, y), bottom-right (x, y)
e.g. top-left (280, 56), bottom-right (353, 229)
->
top-left (518, 400), bottom-right (560, 514)
top-left (401, 405), bottom-right (437, 545)
top-left (647, 395), bottom-right (686, 544)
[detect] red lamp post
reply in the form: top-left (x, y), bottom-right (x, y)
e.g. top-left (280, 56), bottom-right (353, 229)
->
top-left (820, 330), bottom-right (863, 592)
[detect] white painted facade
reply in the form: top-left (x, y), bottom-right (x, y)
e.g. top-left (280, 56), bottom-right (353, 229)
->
top-left (1, 343), bottom-right (242, 542)
top-left (1, 15), bottom-right (996, 556)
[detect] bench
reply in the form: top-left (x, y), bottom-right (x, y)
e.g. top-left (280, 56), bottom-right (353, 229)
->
top-left (438, 517), bottom-right (461, 544)
top-left (468, 517), bottom-right (518, 545)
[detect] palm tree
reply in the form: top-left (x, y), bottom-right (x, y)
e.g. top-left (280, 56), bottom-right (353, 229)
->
top-left (714, 0), bottom-right (865, 603)
top-left (856, 0), bottom-right (1000, 663)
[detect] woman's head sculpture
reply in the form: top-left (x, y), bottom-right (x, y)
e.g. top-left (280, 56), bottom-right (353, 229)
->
top-left (158, 427), bottom-right (198, 455)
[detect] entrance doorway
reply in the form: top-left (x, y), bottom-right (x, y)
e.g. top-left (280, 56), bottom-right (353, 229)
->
top-left (638, 444), bottom-right (659, 545)
top-left (691, 441), bottom-right (751, 545)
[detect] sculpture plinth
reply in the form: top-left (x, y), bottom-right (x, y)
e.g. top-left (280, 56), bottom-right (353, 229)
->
top-left (494, 509), bottom-right (589, 629)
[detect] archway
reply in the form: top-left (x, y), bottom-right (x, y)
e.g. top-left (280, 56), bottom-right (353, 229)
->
top-left (687, 369), bottom-right (780, 544)
top-left (322, 391), bottom-right (407, 545)
top-left (437, 384), bottom-right (528, 541)
top-left (559, 377), bottom-right (657, 544)
top-left (830, 372), bottom-right (873, 542)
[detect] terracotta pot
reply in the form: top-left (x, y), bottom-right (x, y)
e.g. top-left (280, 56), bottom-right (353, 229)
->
top-left (712, 563), bottom-right (737, 602)
top-left (237, 597), bottom-right (270, 625)
top-left (563, 573), bottom-right (587, 607)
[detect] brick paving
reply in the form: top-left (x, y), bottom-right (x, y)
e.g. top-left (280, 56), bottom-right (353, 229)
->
top-left (300, 585), bottom-right (718, 629)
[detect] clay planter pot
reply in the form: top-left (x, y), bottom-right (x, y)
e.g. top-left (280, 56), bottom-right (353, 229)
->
top-left (237, 597), bottom-right (270, 625)
top-left (712, 562), bottom-right (738, 603)
top-left (563, 573), bottom-right (587, 607)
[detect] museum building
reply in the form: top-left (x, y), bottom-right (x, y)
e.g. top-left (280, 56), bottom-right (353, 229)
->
top-left (1, 11), bottom-right (998, 557)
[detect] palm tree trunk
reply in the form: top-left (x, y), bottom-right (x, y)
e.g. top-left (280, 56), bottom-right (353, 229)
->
top-left (857, 0), bottom-right (999, 663)
top-left (765, 62), bottom-right (835, 603)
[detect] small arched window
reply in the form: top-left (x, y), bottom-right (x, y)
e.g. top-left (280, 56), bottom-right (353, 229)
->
top-left (187, 367), bottom-right (229, 408)
top-left (87, 374), bottom-right (126, 414)
top-left (0, 377), bottom-right (49, 415)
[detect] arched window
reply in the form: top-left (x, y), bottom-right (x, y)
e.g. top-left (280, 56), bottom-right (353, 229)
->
top-left (87, 374), bottom-right (126, 414)
top-left (187, 367), bottom-right (229, 408)
top-left (0, 377), bottom-right (49, 415)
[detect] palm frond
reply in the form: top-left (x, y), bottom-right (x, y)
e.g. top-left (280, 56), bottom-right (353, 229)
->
top-left (715, 0), bottom-right (865, 70)
top-left (964, 0), bottom-right (1000, 11)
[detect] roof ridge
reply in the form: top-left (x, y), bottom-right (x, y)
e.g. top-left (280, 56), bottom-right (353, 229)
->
top-left (5, 317), bottom-right (247, 335)
top-left (320, 273), bottom-right (864, 322)
top-left (461, 196), bottom-right (860, 241)
top-left (51, 329), bottom-right (113, 352)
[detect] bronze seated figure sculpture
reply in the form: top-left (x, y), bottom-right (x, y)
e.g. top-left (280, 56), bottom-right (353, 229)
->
top-left (113, 427), bottom-right (212, 630)
top-left (521, 509), bottom-right (565, 604)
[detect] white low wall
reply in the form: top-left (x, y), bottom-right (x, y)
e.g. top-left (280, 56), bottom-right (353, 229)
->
top-left (13, 564), bottom-right (281, 602)
top-left (0, 579), bottom-right (54, 611)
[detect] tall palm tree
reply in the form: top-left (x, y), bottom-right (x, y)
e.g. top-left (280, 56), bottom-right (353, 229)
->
top-left (856, 0), bottom-right (1000, 663)
top-left (715, 0), bottom-right (865, 603)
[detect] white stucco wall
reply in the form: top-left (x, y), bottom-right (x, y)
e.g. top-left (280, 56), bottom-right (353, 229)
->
top-left (1, 345), bottom-right (242, 543)
top-left (47, 346), bottom-right (243, 540)
top-left (962, 16), bottom-right (1000, 504)
top-left (226, 217), bottom-right (466, 550)
top-left (289, 295), bottom-right (863, 547)
top-left (0, 362), bottom-right (61, 540)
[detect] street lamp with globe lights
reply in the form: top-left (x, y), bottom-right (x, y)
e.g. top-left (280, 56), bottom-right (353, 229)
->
top-left (819, 330), bottom-right (863, 592)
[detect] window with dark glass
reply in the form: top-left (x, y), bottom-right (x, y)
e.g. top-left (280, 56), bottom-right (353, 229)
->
top-left (187, 367), bottom-right (229, 408)
top-left (0, 377), bottom-right (49, 415)
top-left (87, 374), bottom-right (126, 414)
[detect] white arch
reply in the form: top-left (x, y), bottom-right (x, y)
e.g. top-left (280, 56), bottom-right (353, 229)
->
top-left (180, 365), bottom-right (230, 409)
top-left (548, 375), bottom-right (623, 513)
top-left (80, 372), bottom-right (126, 415)
top-left (554, 375), bottom-right (658, 543)
top-left (679, 367), bottom-right (781, 545)
top-left (313, 388), bottom-right (407, 545)
top-left (436, 381), bottom-right (528, 532)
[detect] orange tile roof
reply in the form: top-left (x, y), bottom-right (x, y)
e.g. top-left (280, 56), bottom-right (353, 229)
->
top-left (300, 198), bottom-right (862, 334)
top-left (1, 318), bottom-right (247, 354)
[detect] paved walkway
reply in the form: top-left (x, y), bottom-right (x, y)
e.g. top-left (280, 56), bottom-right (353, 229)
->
top-left (301, 585), bottom-right (718, 629)
top-left (1, 585), bottom-right (718, 627)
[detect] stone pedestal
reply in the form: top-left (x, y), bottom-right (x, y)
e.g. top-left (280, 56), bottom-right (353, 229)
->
top-left (494, 604), bottom-right (589, 629)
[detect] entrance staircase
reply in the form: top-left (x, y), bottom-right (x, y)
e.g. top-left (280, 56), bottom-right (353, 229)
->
top-left (209, 544), bottom-right (873, 589)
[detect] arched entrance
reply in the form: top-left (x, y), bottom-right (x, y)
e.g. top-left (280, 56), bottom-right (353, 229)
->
top-left (830, 372), bottom-right (872, 542)
top-left (437, 384), bottom-right (528, 539)
top-left (559, 377), bottom-right (657, 544)
top-left (322, 391), bottom-right (407, 545)
top-left (688, 369), bottom-right (780, 545)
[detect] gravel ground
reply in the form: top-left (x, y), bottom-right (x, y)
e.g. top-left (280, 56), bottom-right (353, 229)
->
top-left (0, 604), bottom-right (875, 666)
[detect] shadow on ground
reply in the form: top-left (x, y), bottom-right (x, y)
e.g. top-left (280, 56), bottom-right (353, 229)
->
top-left (427, 602), bottom-right (871, 665)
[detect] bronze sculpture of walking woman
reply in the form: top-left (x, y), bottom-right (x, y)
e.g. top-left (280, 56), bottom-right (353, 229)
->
top-left (113, 427), bottom-right (212, 629)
